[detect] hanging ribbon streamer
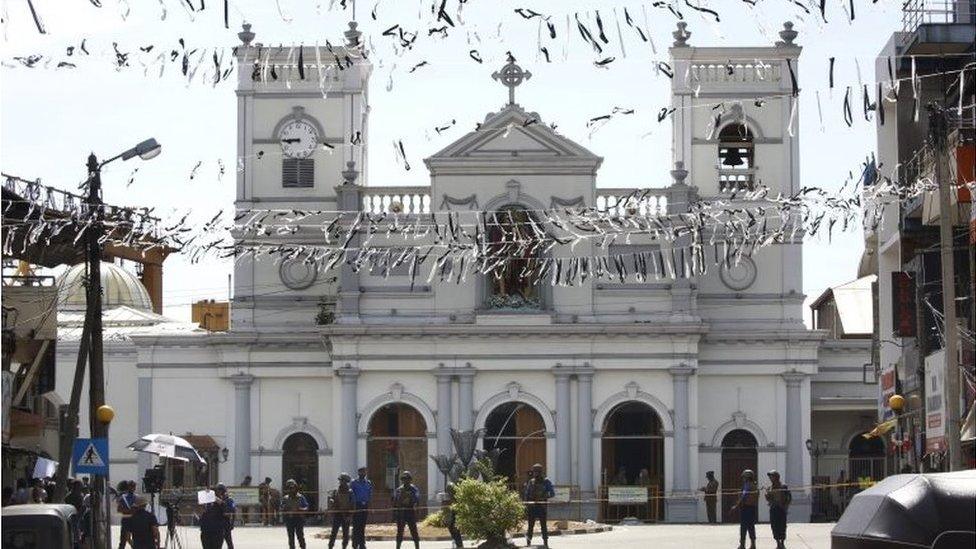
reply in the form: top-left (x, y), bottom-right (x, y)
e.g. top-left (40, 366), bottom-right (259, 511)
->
top-left (843, 86), bottom-right (853, 127)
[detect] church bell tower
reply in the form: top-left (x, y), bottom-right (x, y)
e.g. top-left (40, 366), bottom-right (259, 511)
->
top-left (231, 22), bottom-right (372, 329)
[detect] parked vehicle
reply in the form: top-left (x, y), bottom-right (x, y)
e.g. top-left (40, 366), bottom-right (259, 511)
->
top-left (2, 503), bottom-right (79, 549)
top-left (831, 470), bottom-right (976, 549)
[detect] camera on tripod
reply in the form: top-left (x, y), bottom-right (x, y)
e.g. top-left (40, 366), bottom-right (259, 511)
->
top-left (143, 465), bottom-right (166, 494)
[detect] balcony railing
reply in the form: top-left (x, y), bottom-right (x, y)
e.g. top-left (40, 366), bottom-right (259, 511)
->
top-left (902, 0), bottom-right (976, 33)
top-left (689, 62), bottom-right (782, 84)
top-left (362, 186), bottom-right (431, 215)
top-left (596, 189), bottom-right (668, 216)
top-left (718, 170), bottom-right (756, 192)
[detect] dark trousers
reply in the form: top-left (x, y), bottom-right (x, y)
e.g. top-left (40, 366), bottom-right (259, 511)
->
top-left (705, 497), bottom-right (717, 523)
top-left (329, 514), bottom-right (351, 548)
top-left (118, 517), bottom-right (131, 549)
top-left (285, 517), bottom-right (307, 549)
top-left (352, 504), bottom-right (369, 549)
top-left (223, 526), bottom-right (235, 549)
top-left (526, 503), bottom-right (548, 545)
top-left (739, 505), bottom-right (757, 546)
top-left (770, 506), bottom-right (788, 541)
top-left (200, 529), bottom-right (224, 549)
top-left (395, 509), bottom-right (419, 549)
top-left (445, 510), bottom-right (463, 548)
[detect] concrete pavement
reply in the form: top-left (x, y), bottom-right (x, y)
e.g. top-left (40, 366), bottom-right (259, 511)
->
top-left (118, 522), bottom-right (834, 549)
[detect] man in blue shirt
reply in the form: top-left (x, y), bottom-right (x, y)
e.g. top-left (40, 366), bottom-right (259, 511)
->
top-left (349, 466), bottom-right (373, 549)
top-left (116, 480), bottom-right (136, 549)
top-left (523, 463), bottom-right (555, 548)
top-left (216, 483), bottom-right (237, 549)
top-left (392, 471), bottom-right (421, 549)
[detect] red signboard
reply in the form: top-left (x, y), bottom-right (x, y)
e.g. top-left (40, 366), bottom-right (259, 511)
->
top-left (891, 272), bottom-right (916, 337)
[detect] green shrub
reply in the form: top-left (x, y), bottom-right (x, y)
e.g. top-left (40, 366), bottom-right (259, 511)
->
top-left (421, 509), bottom-right (447, 528)
top-left (452, 477), bottom-right (525, 542)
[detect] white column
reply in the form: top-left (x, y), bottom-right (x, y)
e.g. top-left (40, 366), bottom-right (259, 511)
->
top-left (554, 367), bottom-right (572, 485)
top-left (231, 374), bottom-right (254, 484)
top-left (666, 365), bottom-right (698, 522)
top-left (576, 370), bottom-right (594, 494)
top-left (458, 370), bottom-right (475, 432)
top-left (435, 370), bottom-right (453, 492)
top-left (670, 366), bottom-right (694, 492)
top-left (337, 366), bottom-right (360, 474)
top-left (783, 373), bottom-right (806, 488)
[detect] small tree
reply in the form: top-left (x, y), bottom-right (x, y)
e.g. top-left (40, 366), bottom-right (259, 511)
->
top-left (452, 477), bottom-right (525, 549)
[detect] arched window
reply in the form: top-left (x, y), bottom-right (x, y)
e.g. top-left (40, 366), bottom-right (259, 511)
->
top-left (484, 207), bottom-right (543, 310)
top-left (718, 124), bottom-right (755, 192)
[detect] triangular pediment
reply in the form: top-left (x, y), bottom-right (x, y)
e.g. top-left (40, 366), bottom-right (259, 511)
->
top-left (425, 104), bottom-right (602, 169)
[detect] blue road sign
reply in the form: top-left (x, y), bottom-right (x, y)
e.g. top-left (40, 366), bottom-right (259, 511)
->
top-left (72, 438), bottom-right (109, 475)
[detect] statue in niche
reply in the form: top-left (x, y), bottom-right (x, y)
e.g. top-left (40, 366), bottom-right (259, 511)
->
top-left (485, 207), bottom-right (542, 310)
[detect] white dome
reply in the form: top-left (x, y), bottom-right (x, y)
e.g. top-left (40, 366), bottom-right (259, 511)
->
top-left (57, 262), bottom-right (154, 312)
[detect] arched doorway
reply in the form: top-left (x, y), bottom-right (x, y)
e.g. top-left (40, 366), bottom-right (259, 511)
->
top-left (848, 433), bottom-right (885, 481)
top-left (600, 401), bottom-right (664, 521)
top-left (482, 402), bottom-right (546, 485)
top-left (366, 403), bottom-right (429, 519)
top-left (720, 429), bottom-right (758, 524)
top-left (282, 432), bottom-right (319, 510)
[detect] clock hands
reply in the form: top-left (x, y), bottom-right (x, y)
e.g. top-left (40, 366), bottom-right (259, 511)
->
top-left (281, 138), bottom-right (301, 144)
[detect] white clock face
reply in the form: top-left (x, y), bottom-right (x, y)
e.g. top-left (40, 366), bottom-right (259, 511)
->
top-left (279, 119), bottom-right (319, 159)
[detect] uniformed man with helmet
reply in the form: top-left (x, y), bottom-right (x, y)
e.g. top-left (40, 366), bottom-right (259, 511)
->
top-left (392, 471), bottom-right (421, 549)
top-left (523, 463), bottom-right (554, 548)
top-left (328, 473), bottom-right (356, 549)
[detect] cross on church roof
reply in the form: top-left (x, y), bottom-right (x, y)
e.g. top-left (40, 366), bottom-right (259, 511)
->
top-left (492, 58), bottom-right (532, 105)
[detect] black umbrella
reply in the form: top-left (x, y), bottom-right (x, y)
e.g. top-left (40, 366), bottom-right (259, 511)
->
top-left (831, 470), bottom-right (975, 549)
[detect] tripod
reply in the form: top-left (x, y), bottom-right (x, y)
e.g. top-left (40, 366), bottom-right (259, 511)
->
top-left (162, 500), bottom-right (185, 549)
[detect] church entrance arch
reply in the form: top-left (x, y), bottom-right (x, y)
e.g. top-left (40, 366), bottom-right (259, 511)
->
top-left (366, 403), bottom-right (429, 520)
top-left (282, 432), bottom-right (319, 511)
top-left (848, 433), bottom-right (885, 481)
top-left (720, 429), bottom-right (758, 524)
top-left (600, 401), bottom-right (664, 521)
top-left (482, 402), bottom-right (546, 485)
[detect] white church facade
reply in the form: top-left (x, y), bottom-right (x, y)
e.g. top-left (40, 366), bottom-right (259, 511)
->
top-left (54, 21), bottom-right (876, 523)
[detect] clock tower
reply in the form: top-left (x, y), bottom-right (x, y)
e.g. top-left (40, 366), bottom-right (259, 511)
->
top-left (231, 22), bottom-right (372, 329)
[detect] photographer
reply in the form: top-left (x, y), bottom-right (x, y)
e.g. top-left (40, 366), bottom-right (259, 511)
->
top-left (198, 487), bottom-right (230, 549)
top-left (127, 496), bottom-right (161, 549)
top-left (117, 480), bottom-right (137, 549)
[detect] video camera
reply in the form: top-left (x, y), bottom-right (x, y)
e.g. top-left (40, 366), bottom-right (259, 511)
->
top-left (143, 465), bottom-right (166, 494)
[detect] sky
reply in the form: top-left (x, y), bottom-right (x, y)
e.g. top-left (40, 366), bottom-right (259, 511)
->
top-left (1, 0), bottom-right (903, 323)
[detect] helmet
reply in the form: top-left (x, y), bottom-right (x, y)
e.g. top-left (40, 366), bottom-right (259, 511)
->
top-left (767, 470), bottom-right (781, 479)
top-left (741, 469), bottom-right (755, 480)
top-left (338, 473), bottom-right (352, 483)
top-left (215, 483), bottom-right (227, 493)
top-left (531, 463), bottom-right (543, 471)
top-left (285, 479), bottom-right (298, 488)
top-left (400, 471), bottom-right (413, 480)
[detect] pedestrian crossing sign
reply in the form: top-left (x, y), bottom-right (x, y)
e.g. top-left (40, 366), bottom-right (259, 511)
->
top-left (72, 438), bottom-right (109, 475)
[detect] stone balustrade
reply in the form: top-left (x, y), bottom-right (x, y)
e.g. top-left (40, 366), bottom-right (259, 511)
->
top-left (362, 187), bottom-right (431, 214)
top-left (596, 189), bottom-right (669, 216)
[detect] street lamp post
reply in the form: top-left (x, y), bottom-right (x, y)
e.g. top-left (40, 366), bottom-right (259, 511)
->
top-left (73, 138), bottom-right (161, 549)
top-left (806, 438), bottom-right (828, 522)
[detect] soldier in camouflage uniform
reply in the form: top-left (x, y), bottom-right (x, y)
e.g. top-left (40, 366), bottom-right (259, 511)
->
top-left (442, 482), bottom-right (464, 548)
top-left (393, 471), bottom-right (421, 549)
top-left (522, 463), bottom-right (554, 548)
top-left (328, 473), bottom-right (355, 549)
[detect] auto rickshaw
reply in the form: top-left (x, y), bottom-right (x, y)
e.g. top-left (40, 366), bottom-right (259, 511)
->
top-left (2, 503), bottom-right (79, 549)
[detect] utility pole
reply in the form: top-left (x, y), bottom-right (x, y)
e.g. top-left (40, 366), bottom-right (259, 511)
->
top-left (85, 153), bottom-right (110, 549)
top-left (929, 104), bottom-right (963, 471)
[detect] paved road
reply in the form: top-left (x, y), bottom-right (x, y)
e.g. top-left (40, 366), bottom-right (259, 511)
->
top-left (116, 522), bottom-right (834, 549)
